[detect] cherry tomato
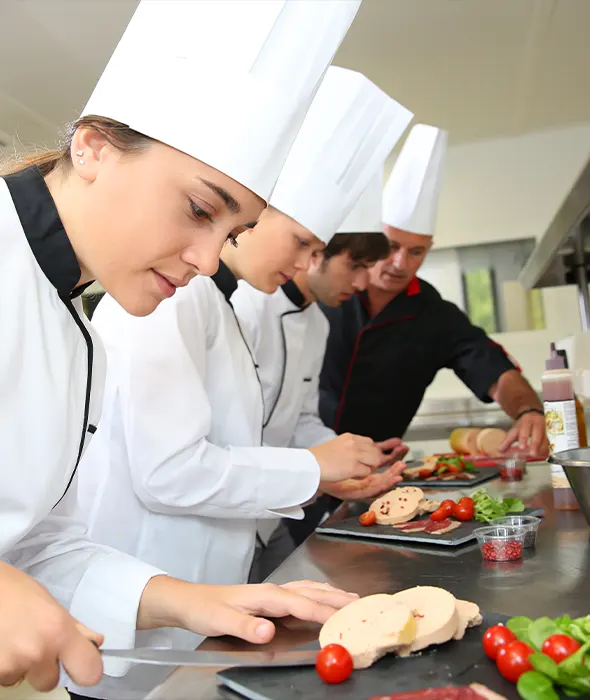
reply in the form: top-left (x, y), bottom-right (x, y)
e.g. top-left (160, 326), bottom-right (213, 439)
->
top-left (446, 464), bottom-right (461, 474)
top-left (316, 644), bottom-right (354, 684)
top-left (454, 502), bottom-right (475, 521)
top-left (458, 497), bottom-right (475, 508)
top-left (419, 469), bottom-right (433, 479)
top-left (430, 507), bottom-right (450, 521)
top-left (359, 511), bottom-right (376, 527)
top-left (439, 500), bottom-right (456, 517)
top-left (496, 641), bottom-right (533, 683)
top-left (541, 634), bottom-right (581, 664)
top-left (482, 625), bottom-right (517, 660)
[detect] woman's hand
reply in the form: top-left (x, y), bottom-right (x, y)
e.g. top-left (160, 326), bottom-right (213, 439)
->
top-left (321, 461), bottom-right (406, 500)
top-left (0, 562), bottom-right (104, 691)
top-left (309, 433), bottom-right (383, 482)
top-left (137, 576), bottom-right (358, 644)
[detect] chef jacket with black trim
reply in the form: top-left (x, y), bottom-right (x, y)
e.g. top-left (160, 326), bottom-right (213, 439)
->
top-left (319, 277), bottom-right (519, 442)
top-left (76, 260), bottom-right (321, 680)
top-left (232, 279), bottom-right (336, 548)
top-left (0, 167), bottom-right (161, 682)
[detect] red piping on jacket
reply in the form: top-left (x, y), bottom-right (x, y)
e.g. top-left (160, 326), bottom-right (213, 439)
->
top-left (333, 315), bottom-right (417, 432)
top-left (489, 340), bottom-right (522, 373)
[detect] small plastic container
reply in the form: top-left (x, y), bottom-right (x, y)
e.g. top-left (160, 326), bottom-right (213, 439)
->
top-left (474, 525), bottom-right (526, 562)
top-left (491, 515), bottom-right (540, 548)
top-left (498, 456), bottom-right (526, 482)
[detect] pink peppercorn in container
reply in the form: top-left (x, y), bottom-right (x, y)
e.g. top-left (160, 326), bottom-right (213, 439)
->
top-left (474, 525), bottom-right (526, 562)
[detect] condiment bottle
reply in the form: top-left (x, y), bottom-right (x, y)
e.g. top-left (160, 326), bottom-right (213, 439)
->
top-left (542, 343), bottom-right (580, 510)
top-left (556, 349), bottom-right (588, 448)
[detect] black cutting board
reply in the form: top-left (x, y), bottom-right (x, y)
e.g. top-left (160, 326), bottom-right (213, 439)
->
top-left (217, 613), bottom-right (523, 700)
top-left (400, 465), bottom-right (501, 488)
top-left (316, 502), bottom-right (544, 547)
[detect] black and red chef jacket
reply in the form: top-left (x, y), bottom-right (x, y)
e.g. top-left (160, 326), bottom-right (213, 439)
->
top-left (319, 277), bottom-right (519, 442)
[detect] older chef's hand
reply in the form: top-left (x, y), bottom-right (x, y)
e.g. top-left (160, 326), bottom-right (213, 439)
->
top-left (0, 562), bottom-right (104, 691)
top-left (320, 461), bottom-right (406, 501)
top-left (137, 577), bottom-right (357, 644)
top-left (309, 433), bottom-right (382, 482)
top-left (500, 411), bottom-right (549, 459)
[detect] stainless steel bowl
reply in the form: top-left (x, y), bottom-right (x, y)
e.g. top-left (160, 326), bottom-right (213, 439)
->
top-left (549, 448), bottom-right (590, 525)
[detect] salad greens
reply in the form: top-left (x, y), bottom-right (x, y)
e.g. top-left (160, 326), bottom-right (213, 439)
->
top-left (471, 488), bottom-right (525, 523)
top-left (434, 456), bottom-right (478, 476)
top-left (507, 615), bottom-right (590, 700)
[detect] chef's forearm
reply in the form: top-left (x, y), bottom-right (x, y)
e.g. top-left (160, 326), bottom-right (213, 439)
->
top-left (488, 369), bottom-right (542, 419)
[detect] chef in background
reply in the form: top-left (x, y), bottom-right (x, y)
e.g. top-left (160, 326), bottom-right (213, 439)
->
top-left (233, 170), bottom-right (412, 582)
top-left (320, 124), bottom-right (545, 451)
top-left (0, 0), bottom-right (363, 693)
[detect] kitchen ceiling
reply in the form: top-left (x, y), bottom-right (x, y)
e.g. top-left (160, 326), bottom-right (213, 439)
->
top-left (1, 0), bottom-right (590, 149)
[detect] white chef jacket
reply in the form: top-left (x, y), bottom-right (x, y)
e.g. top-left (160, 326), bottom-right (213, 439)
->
top-left (0, 167), bottom-right (162, 680)
top-left (231, 280), bottom-right (336, 544)
top-left (76, 262), bottom-right (321, 653)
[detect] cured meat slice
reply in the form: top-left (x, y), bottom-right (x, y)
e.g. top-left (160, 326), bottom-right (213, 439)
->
top-left (370, 487), bottom-right (424, 525)
top-left (389, 586), bottom-right (460, 653)
top-left (393, 521), bottom-right (428, 533)
top-left (453, 600), bottom-right (483, 640)
top-left (318, 594), bottom-right (416, 669)
top-left (423, 519), bottom-right (461, 535)
top-left (369, 685), bottom-right (507, 700)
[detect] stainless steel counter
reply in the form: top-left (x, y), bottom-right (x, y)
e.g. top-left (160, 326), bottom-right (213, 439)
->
top-left (148, 465), bottom-right (590, 700)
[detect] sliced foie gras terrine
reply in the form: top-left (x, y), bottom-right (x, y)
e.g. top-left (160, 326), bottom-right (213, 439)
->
top-left (369, 487), bottom-right (425, 525)
top-left (318, 594), bottom-right (416, 669)
top-left (390, 586), bottom-right (461, 654)
top-left (454, 600), bottom-right (483, 641)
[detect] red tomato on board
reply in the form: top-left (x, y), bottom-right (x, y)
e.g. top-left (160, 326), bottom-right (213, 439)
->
top-left (541, 634), bottom-right (581, 664)
top-left (430, 507), bottom-right (449, 521)
top-left (316, 644), bottom-right (354, 684)
top-left (458, 497), bottom-right (475, 508)
top-left (454, 503), bottom-right (475, 521)
top-left (359, 511), bottom-right (376, 527)
top-left (439, 500), bottom-right (456, 516)
top-left (482, 625), bottom-right (517, 660)
top-left (496, 641), bottom-right (533, 683)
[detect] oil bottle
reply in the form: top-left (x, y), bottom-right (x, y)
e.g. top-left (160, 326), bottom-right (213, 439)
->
top-left (542, 343), bottom-right (580, 510)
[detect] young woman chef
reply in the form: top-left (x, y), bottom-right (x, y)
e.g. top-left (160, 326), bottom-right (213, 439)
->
top-left (0, 0), bottom-right (363, 693)
top-left (74, 66), bottom-right (405, 688)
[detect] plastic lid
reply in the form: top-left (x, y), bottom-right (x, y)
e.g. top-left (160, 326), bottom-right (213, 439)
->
top-left (546, 342), bottom-right (566, 371)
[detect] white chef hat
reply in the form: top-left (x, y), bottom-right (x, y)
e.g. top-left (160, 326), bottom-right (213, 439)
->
top-left (269, 67), bottom-right (413, 243)
top-left (82, 0), bottom-right (362, 202)
top-left (337, 168), bottom-right (384, 234)
top-left (382, 123), bottom-right (448, 236)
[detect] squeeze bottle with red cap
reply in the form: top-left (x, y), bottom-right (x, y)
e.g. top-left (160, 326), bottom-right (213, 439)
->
top-left (542, 342), bottom-right (580, 510)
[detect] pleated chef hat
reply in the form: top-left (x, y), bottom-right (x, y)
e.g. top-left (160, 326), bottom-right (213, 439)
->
top-left (337, 168), bottom-right (384, 234)
top-left (82, 0), bottom-right (362, 202)
top-left (269, 67), bottom-right (413, 243)
top-left (382, 124), bottom-right (448, 236)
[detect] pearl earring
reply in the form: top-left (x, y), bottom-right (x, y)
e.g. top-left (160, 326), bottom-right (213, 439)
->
top-left (76, 150), bottom-right (85, 165)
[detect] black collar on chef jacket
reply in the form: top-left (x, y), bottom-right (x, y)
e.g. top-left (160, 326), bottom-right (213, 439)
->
top-left (281, 279), bottom-right (308, 309)
top-left (353, 275), bottom-right (424, 323)
top-left (4, 166), bottom-right (93, 299)
top-left (211, 258), bottom-right (238, 303)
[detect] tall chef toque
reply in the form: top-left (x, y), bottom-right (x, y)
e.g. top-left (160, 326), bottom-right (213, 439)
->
top-left (82, 0), bottom-right (362, 202)
top-left (382, 124), bottom-right (448, 236)
top-left (337, 168), bottom-right (385, 234)
top-left (269, 67), bottom-right (413, 244)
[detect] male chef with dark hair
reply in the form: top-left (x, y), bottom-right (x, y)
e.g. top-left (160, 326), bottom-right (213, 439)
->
top-left (233, 162), bottom-right (414, 581)
top-left (320, 124), bottom-right (546, 454)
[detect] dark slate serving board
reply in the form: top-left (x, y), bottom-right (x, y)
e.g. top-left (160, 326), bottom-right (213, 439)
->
top-left (316, 501), bottom-right (544, 547)
top-left (400, 465), bottom-right (501, 488)
top-left (217, 613), bottom-right (522, 700)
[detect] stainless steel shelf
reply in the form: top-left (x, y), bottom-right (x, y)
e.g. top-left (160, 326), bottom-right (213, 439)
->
top-left (519, 157), bottom-right (590, 291)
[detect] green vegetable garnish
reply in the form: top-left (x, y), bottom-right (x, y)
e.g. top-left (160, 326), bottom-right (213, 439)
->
top-left (517, 671), bottom-right (559, 700)
top-left (529, 618), bottom-right (560, 651)
top-left (470, 488), bottom-right (526, 523)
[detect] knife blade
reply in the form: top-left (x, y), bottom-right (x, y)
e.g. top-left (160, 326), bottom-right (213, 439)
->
top-left (98, 647), bottom-right (319, 668)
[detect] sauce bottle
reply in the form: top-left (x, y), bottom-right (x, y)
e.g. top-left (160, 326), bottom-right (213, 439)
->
top-left (542, 343), bottom-right (580, 510)
top-left (556, 349), bottom-right (588, 448)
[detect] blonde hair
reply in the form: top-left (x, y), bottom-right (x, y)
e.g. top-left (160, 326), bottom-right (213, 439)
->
top-left (0, 116), bottom-right (153, 177)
